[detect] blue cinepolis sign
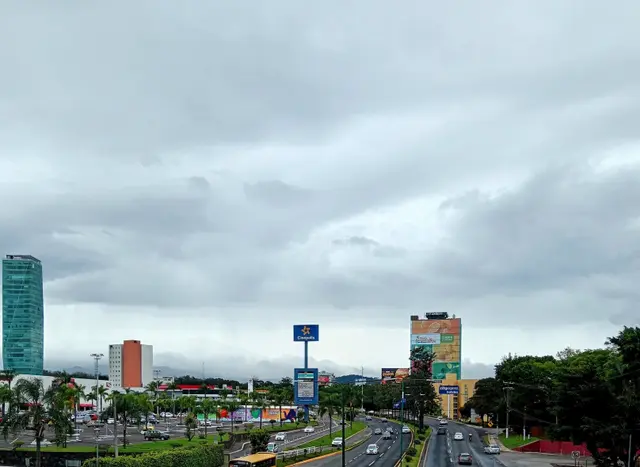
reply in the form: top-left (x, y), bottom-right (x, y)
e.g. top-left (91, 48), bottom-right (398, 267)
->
top-left (293, 324), bottom-right (319, 342)
top-left (294, 368), bottom-right (319, 405)
top-left (439, 385), bottom-right (459, 395)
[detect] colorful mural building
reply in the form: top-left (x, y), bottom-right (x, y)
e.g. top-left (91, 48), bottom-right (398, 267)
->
top-left (409, 312), bottom-right (478, 420)
top-left (196, 406), bottom-right (299, 423)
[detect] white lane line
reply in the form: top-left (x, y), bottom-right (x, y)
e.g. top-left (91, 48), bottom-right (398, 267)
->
top-left (368, 462), bottom-right (375, 466)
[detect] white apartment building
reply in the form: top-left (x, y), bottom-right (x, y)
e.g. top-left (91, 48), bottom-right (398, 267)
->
top-left (108, 340), bottom-right (153, 389)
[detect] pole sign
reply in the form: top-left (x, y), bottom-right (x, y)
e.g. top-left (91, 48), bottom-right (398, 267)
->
top-left (294, 368), bottom-right (319, 405)
top-left (293, 324), bottom-right (319, 342)
top-left (439, 385), bottom-right (459, 395)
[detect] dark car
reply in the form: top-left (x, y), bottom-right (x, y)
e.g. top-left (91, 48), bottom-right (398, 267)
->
top-left (458, 453), bottom-right (472, 465)
top-left (437, 427), bottom-right (447, 435)
top-left (144, 430), bottom-right (170, 441)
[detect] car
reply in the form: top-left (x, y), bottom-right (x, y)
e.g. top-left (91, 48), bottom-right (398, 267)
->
top-left (366, 416), bottom-right (372, 421)
top-left (304, 426), bottom-right (315, 433)
top-left (402, 426), bottom-right (411, 434)
top-left (381, 418), bottom-right (388, 423)
top-left (331, 437), bottom-right (343, 447)
top-left (437, 427), bottom-right (447, 435)
top-left (374, 428), bottom-right (382, 435)
top-left (458, 453), bottom-right (472, 465)
top-left (106, 418), bottom-right (115, 424)
top-left (267, 442), bottom-right (279, 453)
top-left (484, 444), bottom-right (501, 454)
top-left (143, 430), bottom-right (169, 441)
top-left (366, 444), bottom-right (379, 455)
top-left (274, 432), bottom-right (286, 441)
top-left (439, 419), bottom-right (448, 425)
top-left (454, 432), bottom-right (464, 440)
top-left (383, 431), bottom-right (392, 440)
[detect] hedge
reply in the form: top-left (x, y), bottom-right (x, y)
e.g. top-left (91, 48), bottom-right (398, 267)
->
top-left (82, 444), bottom-right (224, 467)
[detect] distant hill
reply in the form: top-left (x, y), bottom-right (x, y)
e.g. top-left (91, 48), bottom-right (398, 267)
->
top-left (334, 374), bottom-right (378, 384)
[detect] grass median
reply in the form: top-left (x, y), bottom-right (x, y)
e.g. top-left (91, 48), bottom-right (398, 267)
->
top-left (498, 433), bottom-right (539, 449)
top-left (294, 421), bottom-right (366, 449)
top-left (235, 420), bottom-right (319, 435)
top-left (385, 419), bottom-right (430, 467)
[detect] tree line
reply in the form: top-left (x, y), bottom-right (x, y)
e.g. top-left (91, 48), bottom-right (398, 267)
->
top-left (461, 326), bottom-right (640, 467)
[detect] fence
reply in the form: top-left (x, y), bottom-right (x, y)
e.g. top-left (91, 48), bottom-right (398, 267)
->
top-left (276, 445), bottom-right (336, 461)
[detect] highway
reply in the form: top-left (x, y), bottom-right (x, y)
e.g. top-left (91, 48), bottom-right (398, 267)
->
top-left (304, 418), bottom-right (411, 467)
top-left (425, 419), bottom-right (503, 467)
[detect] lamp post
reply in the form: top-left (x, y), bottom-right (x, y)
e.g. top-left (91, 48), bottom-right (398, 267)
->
top-left (90, 353), bottom-right (103, 466)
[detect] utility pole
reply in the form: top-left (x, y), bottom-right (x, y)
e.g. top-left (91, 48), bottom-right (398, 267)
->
top-left (90, 353), bottom-right (103, 467)
top-left (341, 387), bottom-right (346, 467)
top-left (399, 379), bottom-right (405, 461)
top-left (361, 366), bottom-right (364, 412)
top-left (504, 383), bottom-right (514, 439)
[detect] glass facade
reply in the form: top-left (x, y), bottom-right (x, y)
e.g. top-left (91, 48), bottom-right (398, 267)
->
top-left (2, 255), bottom-right (44, 375)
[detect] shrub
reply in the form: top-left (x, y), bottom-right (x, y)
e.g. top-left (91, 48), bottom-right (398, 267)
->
top-left (249, 429), bottom-right (271, 454)
top-left (414, 439), bottom-right (422, 445)
top-left (404, 455), bottom-right (413, 462)
top-left (82, 443), bottom-right (224, 467)
top-left (407, 447), bottom-right (417, 456)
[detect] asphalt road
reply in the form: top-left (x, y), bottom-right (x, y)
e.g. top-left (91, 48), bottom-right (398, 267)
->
top-left (424, 419), bottom-right (503, 467)
top-left (304, 418), bottom-right (410, 467)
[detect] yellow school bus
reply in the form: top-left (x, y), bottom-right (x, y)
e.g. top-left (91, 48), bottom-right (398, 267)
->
top-left (229, 453), bottom-right (277, 467)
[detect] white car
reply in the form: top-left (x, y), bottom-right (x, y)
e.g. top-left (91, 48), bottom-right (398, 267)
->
top-left (454, 432), bottom-right (464, 440)
top-left (366, 444), bottom-right (379, 455)
top-left (484, 444), bottom-right (501, 454)
top-left (402, 426), bottom-right (411, 434)
top-left (304, 426), bottom-right (315, 433)
top-left (274, 432), bottom-right (286, 441)
top-left (331, 437), bottom-right (343, 447)
top-left (106, 418), bottom-right (115, 425)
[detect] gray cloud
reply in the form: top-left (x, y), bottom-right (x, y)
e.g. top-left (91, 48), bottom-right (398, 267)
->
top-left (0, 1), bottom-right (639, 373)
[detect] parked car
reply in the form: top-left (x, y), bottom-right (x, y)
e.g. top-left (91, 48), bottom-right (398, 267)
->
top-left (143, 430), bottom-right (169, 441)
top-left (458, 453), bottom-right (473, 465)
top-left (366, 444), bottom-right (379, 455)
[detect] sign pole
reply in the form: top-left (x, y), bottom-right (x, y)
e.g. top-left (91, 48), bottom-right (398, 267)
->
top-left (304, 341), bottom-right (309, 423)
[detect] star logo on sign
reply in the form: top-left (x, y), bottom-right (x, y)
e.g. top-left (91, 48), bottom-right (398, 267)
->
top-left (301, 326), bottom-right (311, 335)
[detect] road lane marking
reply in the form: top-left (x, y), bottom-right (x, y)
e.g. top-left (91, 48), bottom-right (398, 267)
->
top-left (368, 462), bottom-right (375, 466)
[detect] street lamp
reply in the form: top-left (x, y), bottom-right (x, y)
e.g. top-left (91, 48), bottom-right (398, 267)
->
top-left (90, 353), bottom-right (103, 466)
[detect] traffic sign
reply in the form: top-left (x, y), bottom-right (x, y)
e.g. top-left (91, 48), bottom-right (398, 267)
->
top-left (294, 368), bottom-right (319, 405)
top-left (439, 385), bottom-right (459, 395)
top-left (487, 421), bottom-right (493, 428)
top-left (571, 451), bottom-right (580, 459)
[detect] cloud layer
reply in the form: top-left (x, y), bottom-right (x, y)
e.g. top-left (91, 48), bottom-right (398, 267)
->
top-left (1, 1), bottom-right (639, 379)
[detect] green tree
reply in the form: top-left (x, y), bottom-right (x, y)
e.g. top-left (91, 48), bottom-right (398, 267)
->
top-left (1, 378), bottom-right (57, 467)
top-left (224, 398), bottom-right (241, 434)
top-left (249, 428), bottom-right (271, 453)
top-left (200, 398), bottom-right (217, 437)
top-left (184, 413), bottom-right (198, 441)
top-left (407, 346), bottom-right (440, 430)
top-left (271, 389), bottom-right (288, 427)
top-left (319, 390), bottom-right (340, 439)
top-left (251, 393), bottom-right (268, 429)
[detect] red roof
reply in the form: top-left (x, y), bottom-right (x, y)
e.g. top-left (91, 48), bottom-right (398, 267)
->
top-left (158, 384), bottom-right (217, 391)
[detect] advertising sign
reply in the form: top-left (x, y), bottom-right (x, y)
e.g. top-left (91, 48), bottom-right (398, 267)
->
top-left (411, 318), bottom-right (461, 335)
top-left (381, 368), bottom-right (409, 381)
top-left (439, 385), bottom-right (460, 395)
top-left (293, 324), bottom-right (319, 342)
top-left (433, 343), bottom-right (460, 362)
top-left (294, 368), bottom-right (319, 405)
top-left (318, 375), bottom-right (331, 385)
top-left (411, 344), bottom-right (433, 352)
top-left (432, 362), bottom-right (461, 380)
top-left (411, 333), bottom-right (440, 345)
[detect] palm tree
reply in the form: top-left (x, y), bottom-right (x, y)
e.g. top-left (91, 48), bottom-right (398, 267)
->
top-left (1, 378), bottom-right (55, 467)
top-left (319, 391), bottom-right (340, 439)
top-left (344, 386), bottom-right (360, 429)
top-left (0, 385), bottom-right (12, 419)
top-left (97, 385), bottom-right (108, 413)
top-left (200, 398), bottom-right (216, 437)
top-left (145, 381), bottom-right (159, 414)
top-left (46, 384), bottom-right (75, 448)
top-left (166, 381), bottom-right (180, 415)
top-left (137, 393), bottom-right (154, 429)
top-left (224, 398), bottom-right (241, 435)
top-left (251, 394), bottom-right (268, 429)
top-left (271, 390), bottom-right (288, 427)
top-left (71, 383), bottom-right (86, 427)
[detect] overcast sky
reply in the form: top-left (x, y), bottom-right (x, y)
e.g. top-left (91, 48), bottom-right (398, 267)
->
top-left (1, 1), bottom-right (639, 382)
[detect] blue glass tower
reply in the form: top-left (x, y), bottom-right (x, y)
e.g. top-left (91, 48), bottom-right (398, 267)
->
top-left (2, 255), bottom-right (44, 375)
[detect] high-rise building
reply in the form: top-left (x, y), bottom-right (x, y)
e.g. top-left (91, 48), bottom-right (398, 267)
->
top-left (410, 312), bottom-right (464, 418)
top-left (2, 255), bottom-right (45, 375)
top-left (108, 340), bottom-right (153, 388)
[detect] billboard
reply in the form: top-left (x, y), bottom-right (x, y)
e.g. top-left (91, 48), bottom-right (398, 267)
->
top-left (318, 375), bottom-right (331, 385)
top-left (199, 407), bottom-right (298, 422)
top-left (432, 362), bottom-right (461, 380)
top-left (411, 333), bottom-right (440, 345)
top-left (294, 368), bottom-right (319, 405)
top-left (411, 344), bottom-right (433, 352)
top-left (381, 368), bottom-right (410, 381)
top-left (410, 318), bottom-right (462, 380)
top-left (411, 318), bottom-right (461, 335)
